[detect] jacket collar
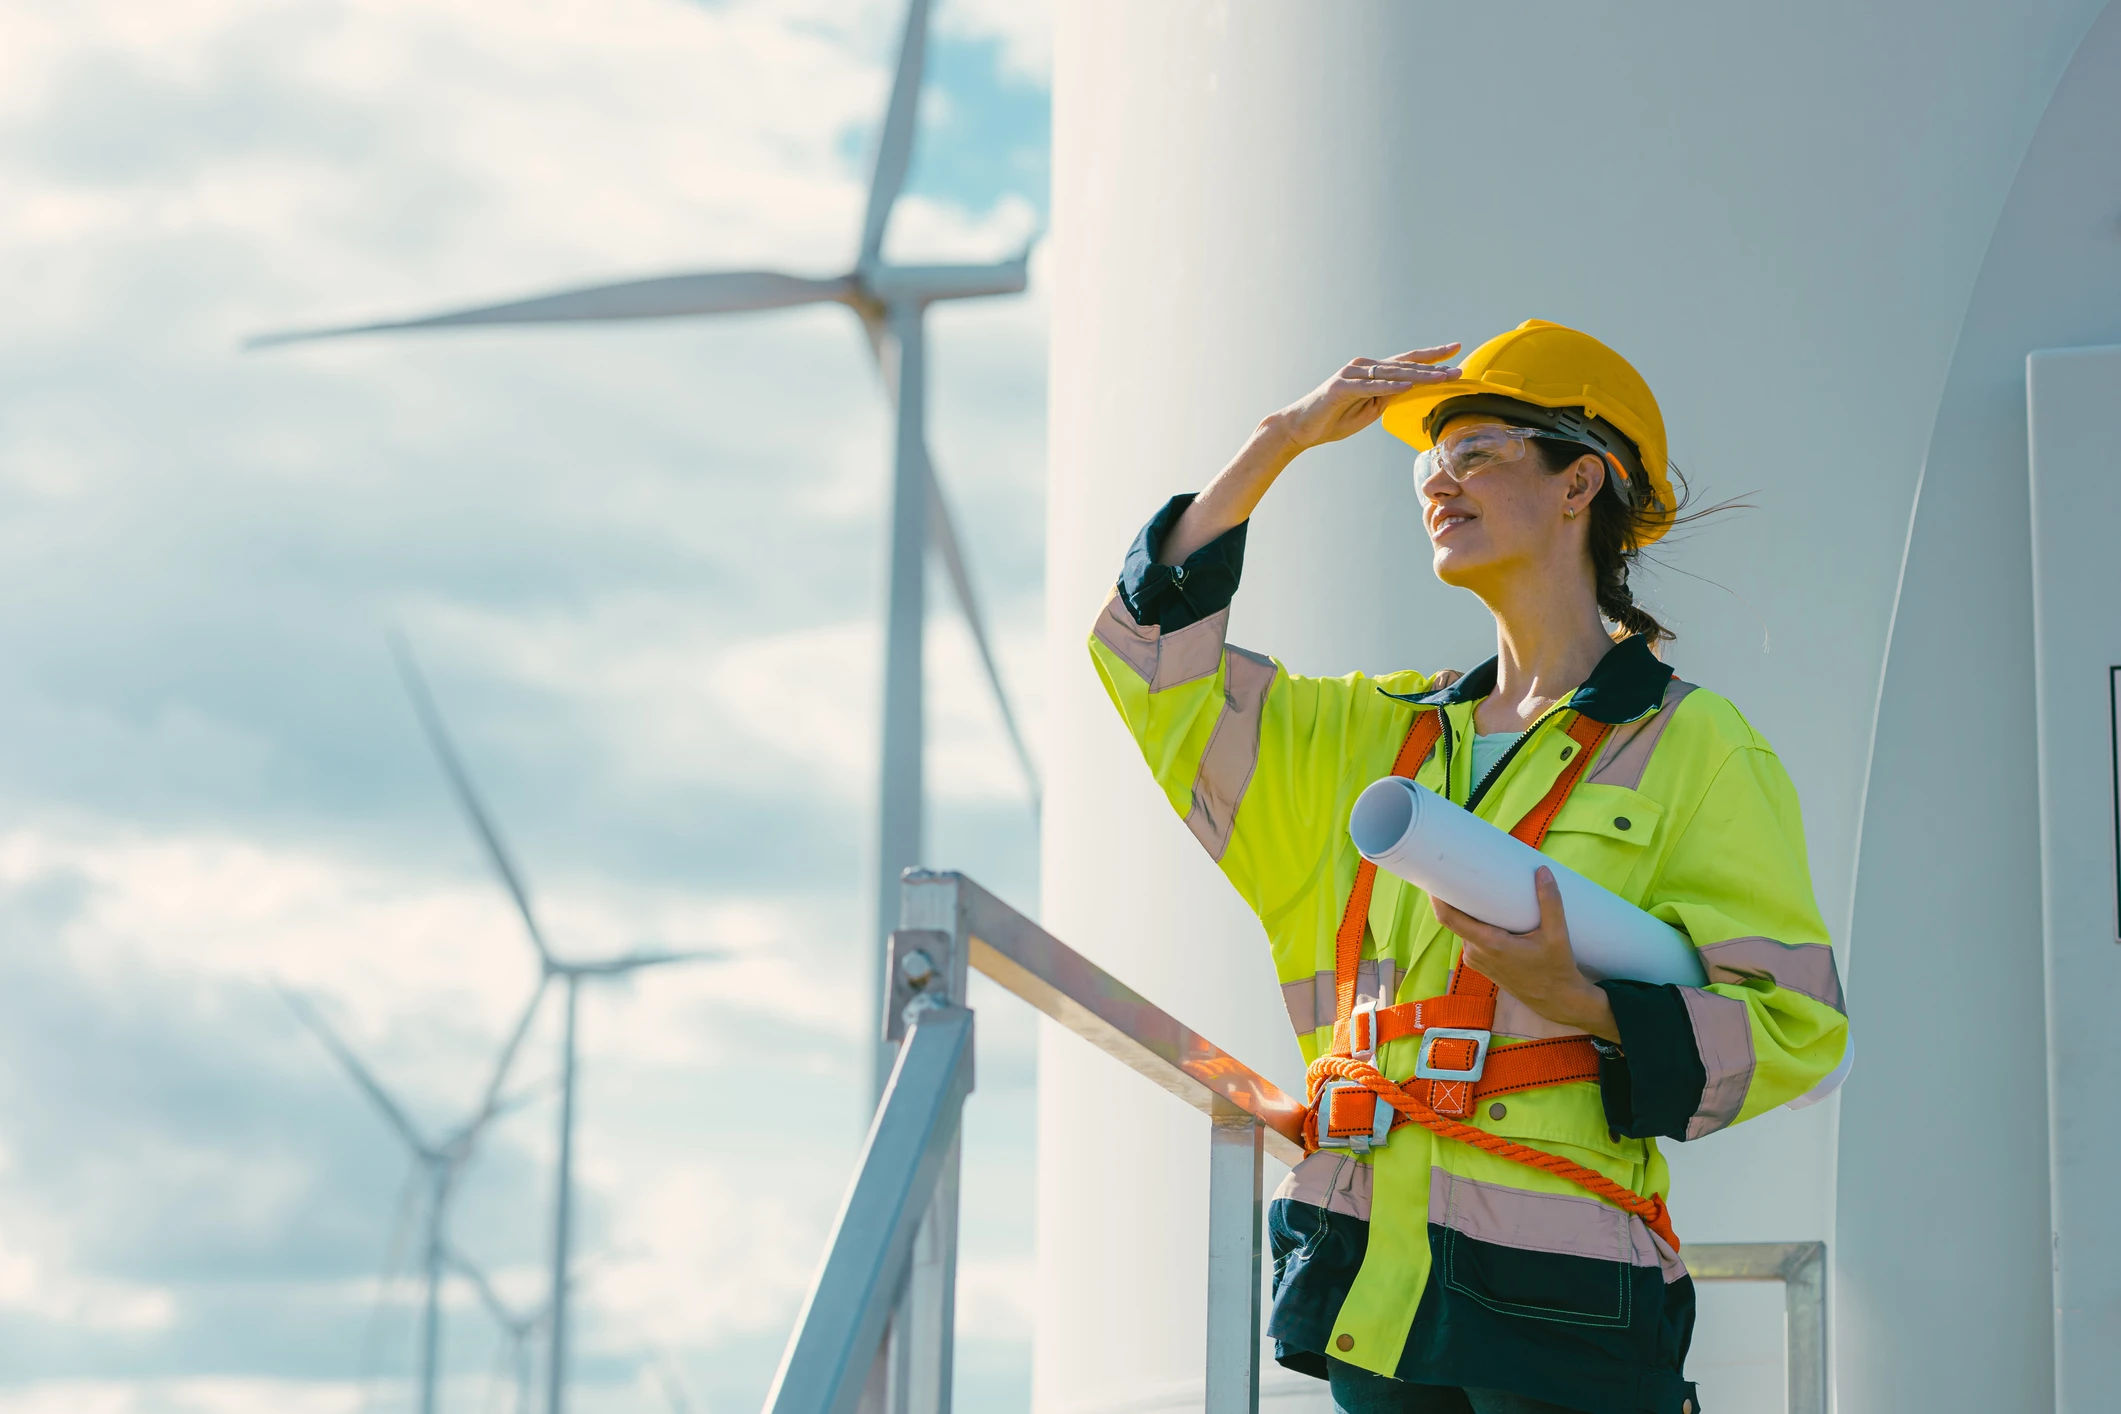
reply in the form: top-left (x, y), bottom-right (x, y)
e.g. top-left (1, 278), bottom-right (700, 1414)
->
top-left (1382, 633), bottom-right (1673, 725)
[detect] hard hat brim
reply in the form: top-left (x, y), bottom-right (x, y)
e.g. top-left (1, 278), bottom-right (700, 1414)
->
top-left (1381, 376), bottom-right (1569, 450)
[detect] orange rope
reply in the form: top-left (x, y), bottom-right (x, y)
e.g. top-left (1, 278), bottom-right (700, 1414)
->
top-left (1307, 1054), bottom-right (1680, 1253)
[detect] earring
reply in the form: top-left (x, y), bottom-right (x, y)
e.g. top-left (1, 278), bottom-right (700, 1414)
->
top-left (1565, 509), bottom-right (1578, 520)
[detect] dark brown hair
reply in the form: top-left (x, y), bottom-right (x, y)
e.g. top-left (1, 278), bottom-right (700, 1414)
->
top-left (1531, 435), bottom-right (1692, 645)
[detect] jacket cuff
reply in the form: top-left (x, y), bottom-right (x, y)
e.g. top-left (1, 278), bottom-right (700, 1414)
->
top-left (1595, 980), bottom-right (1709, 1141)
top-left (1117, 493), bottom-right (1248, 632)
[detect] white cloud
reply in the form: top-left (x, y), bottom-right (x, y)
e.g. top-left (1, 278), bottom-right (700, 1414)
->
top-left (939, 0), bottom-right (1054, 83)
top-left (0, 0), bottom-right (1048, 1406)
top-left (0, 1378), bottom-right (363, 1414)
top-left (0, 1234), bottom-right (176, 1333)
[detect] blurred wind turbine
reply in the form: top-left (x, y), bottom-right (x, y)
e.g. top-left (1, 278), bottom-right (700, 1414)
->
top-left (248, 0), bottom-right (1041, 1104)
top-left (281, 985), bottom-right (545, 1414)
top-left (449, 1244), bottom-right (548, 1414)
top-left (390, 633), bottom-right (726, 1414)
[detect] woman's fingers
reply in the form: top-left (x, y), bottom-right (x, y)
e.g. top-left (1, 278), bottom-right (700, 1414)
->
top-left (1336, 361), bottom-right (1459, 392)
top-left (1385, 342), bottom-right (1462, 365)
top-left (1431, 895), bottom-right (1509, 947)
top-left (1533, 867), bottom-right (1570, 935)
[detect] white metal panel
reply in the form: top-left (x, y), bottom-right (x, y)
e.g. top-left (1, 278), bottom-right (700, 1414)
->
top-left (1839, 8), bottom-right (2121, 1411)
top-left (1044, 3), bottom-right (2111, 1410)
top-left (2027, 343), bottom-right (2121, 1412)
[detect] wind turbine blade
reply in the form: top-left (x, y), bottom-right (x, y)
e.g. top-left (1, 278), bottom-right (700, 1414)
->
top-left (924, 455), bottom-right (1042, 807)
top-left (445, 1242), bottom-right (521, 1332)
top-left (390, 631), bottom-right (554, 967)
top-left (859, 0), bottom-right (932, 265)
top-left (247, 270), bottom-right (856, 349)
top-left (280, 986), bottom-right (431, 1155)
top-left (363, 1165), bottom-right (428, 1390)
top-left (464, 976), bottom-right (551, 1137)
top-left (574, 947), bottom-right (729, 977)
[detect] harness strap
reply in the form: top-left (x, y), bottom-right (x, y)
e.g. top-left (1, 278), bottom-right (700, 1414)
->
top-left (1419, 713), bottom-right (1612, 1115)
top-left (1302, 705), bottom-right (1682, 1252)
top-left (1330, 710), bottom-right (1445, 1033)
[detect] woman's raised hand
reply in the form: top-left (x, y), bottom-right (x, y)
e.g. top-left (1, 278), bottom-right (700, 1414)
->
top-left (1156, 342), bottom-right (1462, 566)
top-left (1271, 344), bottom-right (1462, 453)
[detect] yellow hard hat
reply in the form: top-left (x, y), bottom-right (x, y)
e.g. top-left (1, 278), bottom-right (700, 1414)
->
top-left (1381, 320), bottom-right (1675, 541)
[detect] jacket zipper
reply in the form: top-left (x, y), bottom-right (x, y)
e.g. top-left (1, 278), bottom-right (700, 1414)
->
top-left (1464, 702), bottom-right (1570, 812)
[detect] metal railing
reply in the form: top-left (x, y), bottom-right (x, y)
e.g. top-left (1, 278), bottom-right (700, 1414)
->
top-left (1684, 1242), bottom-right (1827, 1414)
top-left (760, 871), bottom-right (1827, 1414)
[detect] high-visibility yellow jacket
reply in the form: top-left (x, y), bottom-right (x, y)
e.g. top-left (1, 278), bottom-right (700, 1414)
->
top-left (1088, 496), bottom-right (1849, 1414)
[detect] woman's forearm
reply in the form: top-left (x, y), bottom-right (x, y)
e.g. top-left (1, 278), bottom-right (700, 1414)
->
top-left (1156, 346), bottom-right (1460, 568)
top-left (1158, 415), bottom-right (1302, 565)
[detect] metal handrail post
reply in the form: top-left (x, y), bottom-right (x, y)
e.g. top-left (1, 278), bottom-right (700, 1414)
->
top-left (1779, 1243), bottom-right (1827, 1414)
top-left (886, 1133), bottom-right (962, 1414)
top-left (1204, 1103), bottom-right (1264, 1414)
top-left (882, 880), bottom-right (979, 1414)
top-left (1682, 1241), bottom-right (1827, 1414)
top-left (760, 1003), bottom-right (975, 1414)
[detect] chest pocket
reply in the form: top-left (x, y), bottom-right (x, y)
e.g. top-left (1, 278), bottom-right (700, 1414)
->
top-left (1542, 784), bottom-right (1664, 901)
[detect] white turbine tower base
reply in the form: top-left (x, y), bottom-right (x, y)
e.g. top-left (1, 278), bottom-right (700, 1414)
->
top-left (249, 0), bottom-right (1041, 1109)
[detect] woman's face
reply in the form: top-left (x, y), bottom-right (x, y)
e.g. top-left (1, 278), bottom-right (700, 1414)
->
top-left (1418, 414), bottom-right (1604, 595)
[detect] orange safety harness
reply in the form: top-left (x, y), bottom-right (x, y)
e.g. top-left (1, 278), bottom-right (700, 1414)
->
top-left (1298, 708), bottom-right (1681, 1253)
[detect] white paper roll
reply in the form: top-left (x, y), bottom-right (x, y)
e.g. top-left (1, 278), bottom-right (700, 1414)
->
top-left (1348, 775), bottom-right (1707, 986)
top-left (1348, 776), bottom-right (1852, 1108)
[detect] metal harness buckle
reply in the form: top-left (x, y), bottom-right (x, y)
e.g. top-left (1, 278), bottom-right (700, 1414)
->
top-left (1315, 1078), bottom-right (1396, 1154)
top-left (1413, 1027), bottom-right (1492, 1083)
top-left (1349, 998), bottom-right (1380, 1062)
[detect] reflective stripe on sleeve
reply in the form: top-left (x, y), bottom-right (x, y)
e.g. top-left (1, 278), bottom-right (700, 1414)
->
top-left (1184, 645), bottom-right (1276, 861)
top-left (1091, 590), bottom-right (1160, 683)
top-left (1090, 591), bottom-right (1232, 693)
top-left (1151, 607), bottom-right (1229, 690)
top-left (1680, 988), bottom-right (1756, 1139)
top-left (1430, 1169), bottom-right (1685, 1282)
top-left (1697, 936), bottom-right (1846, 1014)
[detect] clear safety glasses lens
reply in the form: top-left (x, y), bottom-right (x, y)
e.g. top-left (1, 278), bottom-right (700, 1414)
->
top-left (1414, 425), bottom-right (1549, 485)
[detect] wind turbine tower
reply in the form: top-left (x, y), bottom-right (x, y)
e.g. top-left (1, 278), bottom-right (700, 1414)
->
top-left (392, 638), bottom-right (725, 1414)
top-left (281, 984), bottom-right (542, 1414)
top-left (251, 0), bottom-right (1040, 1101)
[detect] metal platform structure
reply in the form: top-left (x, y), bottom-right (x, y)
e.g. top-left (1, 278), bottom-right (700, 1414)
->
top-left (761, 872), bottom-right (1825, 1414)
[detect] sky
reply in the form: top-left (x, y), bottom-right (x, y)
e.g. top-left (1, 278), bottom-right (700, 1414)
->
top-left (0, 1), bottom-right (1051, 1410)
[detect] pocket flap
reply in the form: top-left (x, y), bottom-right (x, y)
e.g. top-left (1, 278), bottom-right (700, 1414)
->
top-left (1547, 784), bottom-right (1664, 847)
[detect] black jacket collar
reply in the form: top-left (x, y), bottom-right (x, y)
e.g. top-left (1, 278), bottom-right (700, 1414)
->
top-left (1382, 634), bottom-right (1673, 725)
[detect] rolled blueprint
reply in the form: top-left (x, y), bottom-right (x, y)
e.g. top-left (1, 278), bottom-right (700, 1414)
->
top-left (1349, 776), bottom-right (1854, 1108)
top-left (1348, 775), bottom-right (1707, 986)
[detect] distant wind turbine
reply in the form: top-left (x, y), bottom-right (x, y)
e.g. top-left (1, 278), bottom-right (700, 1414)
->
top-left (452, 1244), bottom-right (693, 1414)
top-left (281, 984), bottom-right (544, 1414)
top-left (390, 634), bottom-right (725, 1414)
top-left (248, 0), bottom-right (1041, 1102)
top-left (448, 1243), bottom-right (549, 1414)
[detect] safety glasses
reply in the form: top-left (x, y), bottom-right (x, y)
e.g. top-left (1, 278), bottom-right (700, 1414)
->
top-left (1413, 424), bottom-right (1556, 486)
top-left (1414, 422), bottom-right (1635, 505)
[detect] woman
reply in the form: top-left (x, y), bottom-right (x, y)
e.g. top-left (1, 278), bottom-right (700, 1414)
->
top-left (1087, 321), bottom-right (1848, 1414)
